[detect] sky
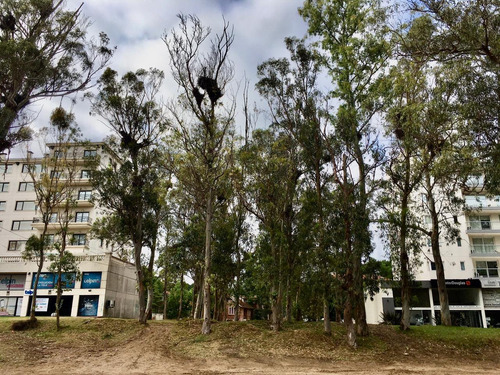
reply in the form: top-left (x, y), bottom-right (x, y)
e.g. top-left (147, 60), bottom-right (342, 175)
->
top-left (20, 0), bottom-right (387, 259)
top-left (26, 0), bottom-right (309, 143)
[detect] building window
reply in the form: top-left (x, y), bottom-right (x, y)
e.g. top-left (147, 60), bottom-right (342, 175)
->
top-left (457, 238), bottom-right (462, 247)
top-left (45, 234), bottom-right (55, 245)
top-left (471, 238), bottom-right (495, 253)
top-left (430, 262), bottom-right (436, 271)
top-left (18, 182), bottom-right (35, 191)
top-left (71, 234), bottom-right (86, 246)
top-left (427, 238), bottom-right (432, 247)
top-left (0, 201), bottom-right (5, 211)
top-left (75, 212), bottom-right (90, 223)
top-left (476, 261), bottom-right (498, 278)
top-left (54, 150), bottom-right (63, 159)
top-left (50, 170), bottom-right (63, 178)
top-left (15, 201), bottom-right (36, 211)
top-left (78, 190), bottom-right (92, 200)
top-left (49, 213), bottom-right (58, 223)
top-left (11, 220), bottom-right (33, 231)
top-left (228, 306), bottom-right (235, 315)
top-left (0, 164), bottom-right (13, 174)
top-left (80, 170), bottom-right (91, 179)
top-left (22, 164), bottom-right (42, 173)
top-left (8, 240), bottom-right (27, 251)
top-left (83, 150), bottom-right (97, 158)
top-left (460, 261), bottom-right (465, 271)
top-left (0, 182), bottom-right (9, 192)
top-left (469, 215), bottom-right (491, 230)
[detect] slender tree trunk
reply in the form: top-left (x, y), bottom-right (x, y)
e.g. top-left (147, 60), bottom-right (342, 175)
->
top-left (399, 190), bottom-right (412, 330)
top-left (55, 267), bottom-right (62, 330)
top-left (344, 271), bottom-right (357, 348)
top-left (426, 174), bottom-right (452, 326)
top-left (354, 255), bottom-right (369, 336)
top-left (178, 273), bottom-right (184, 319)
top-left (342, 156), bottom-right (357, 347)
top-left (30, 224), bottom-right (48, 322)
top-left (270, 239), bottom-right (283, 331)
top-left (323, 296), bottom-right (331, 336)
top-left (194, 282), bottom-right (203, 319)
top-left (163, 269), bottom-right (168, 319)
top-left (285, 275), bottom-right (292, 322)
top-left (201, 188), bottom-right (214, 334)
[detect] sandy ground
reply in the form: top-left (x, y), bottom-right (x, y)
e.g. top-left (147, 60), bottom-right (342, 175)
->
top-left (1, 322), bottom-right (499, 374)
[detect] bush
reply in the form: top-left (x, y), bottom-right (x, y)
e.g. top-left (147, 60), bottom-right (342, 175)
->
top-left (11, 318), bottom-right (38, 331)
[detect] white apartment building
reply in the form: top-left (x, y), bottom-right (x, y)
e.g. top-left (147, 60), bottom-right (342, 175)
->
top-left (0, 143), bottom-right (138, 318)
top-left (366, 178), bottom-right (500, 328)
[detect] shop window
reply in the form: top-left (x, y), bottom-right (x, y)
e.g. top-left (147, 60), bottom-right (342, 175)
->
top-left (78, 295), bottom-right (99, 316)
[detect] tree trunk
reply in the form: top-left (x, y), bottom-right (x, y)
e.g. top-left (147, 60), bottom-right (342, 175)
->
top-left (178, 273), bottom-right (184, 319)
top-left (55, 267), bottom-right (62, 330)
top-left (271, 284), bottom-right (282, 331)
top-left (323, 297), bottom-right (331, 336)
top-left (399, 189), bottom-right (411, 331)
top-left (285, 275), bottom-right (292, 322)
top-left (194, 283), bottom-right (203, 319)
top-left (426, 174), bottom-right (452, 326)
top-left (344, 281), bottom-right (357, 348)
top-left (163, 269), bottom-right (168, 319)
top-left (201, 188), bottom-right (214, 334)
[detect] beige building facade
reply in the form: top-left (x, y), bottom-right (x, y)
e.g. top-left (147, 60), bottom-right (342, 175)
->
top-left (367, 179), bottom-right (500, 328)
top-left (0, 143), bottom-right (138, 318)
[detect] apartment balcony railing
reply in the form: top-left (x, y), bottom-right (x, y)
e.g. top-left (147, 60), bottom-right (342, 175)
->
top-left (0, 255), bottom-right (105, 263)
top-left (467, 221), bottom-right (500, 232)
top-left (470, 245), bottom-right (500, 256)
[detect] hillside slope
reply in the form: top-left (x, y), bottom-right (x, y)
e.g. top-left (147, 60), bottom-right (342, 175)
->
top-left (0, 318), bottom-right (498, 374)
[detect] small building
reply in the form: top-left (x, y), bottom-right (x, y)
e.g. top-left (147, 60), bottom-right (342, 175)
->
top-left (226, 298), bottom-right (254, 321)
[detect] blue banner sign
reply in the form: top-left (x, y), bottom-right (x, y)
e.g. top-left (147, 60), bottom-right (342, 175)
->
top-left (31, 273), bottom-right (54, 289)
top-left (81, 272), bottom-right (102, 289)
top-left (31, 273), bottom-right (76, 289)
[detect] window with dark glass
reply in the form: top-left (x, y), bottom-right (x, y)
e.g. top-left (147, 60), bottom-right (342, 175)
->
top-left (83, 150), bottom-right (97, 158)
top-left (78, 190), bottom-right (92, 200)
top-left (80, 170), bottom-right (91, 179)
top-left (75, 212), bottom-right (89, 223)
top-left (72, 234), bottom-right (86, 246)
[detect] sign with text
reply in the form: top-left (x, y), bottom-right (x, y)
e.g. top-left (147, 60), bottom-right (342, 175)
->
top-left (0, 274), bottom-right (26, 290)
top-left (81, 272), bottom-right (102, 289)
top-left (31, 273), bottom-right (54, 289)
top-left (430, 279), bottom-right (481, 288)
top-left (35, 298), bottom-right (49, 312)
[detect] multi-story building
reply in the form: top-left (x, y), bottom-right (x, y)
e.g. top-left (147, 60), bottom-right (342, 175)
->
top-left (0, 143), bottom-right (138, 318)
top-left (366, 179), bottom-right (500, 328)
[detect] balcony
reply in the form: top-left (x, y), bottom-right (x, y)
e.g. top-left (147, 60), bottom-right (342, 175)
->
top-left (470, 245), bottom-right (500, 257)
top-left (466, 220), bottom-right (500, 234)
top-left (31, 217), bottom-right (92, 231)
